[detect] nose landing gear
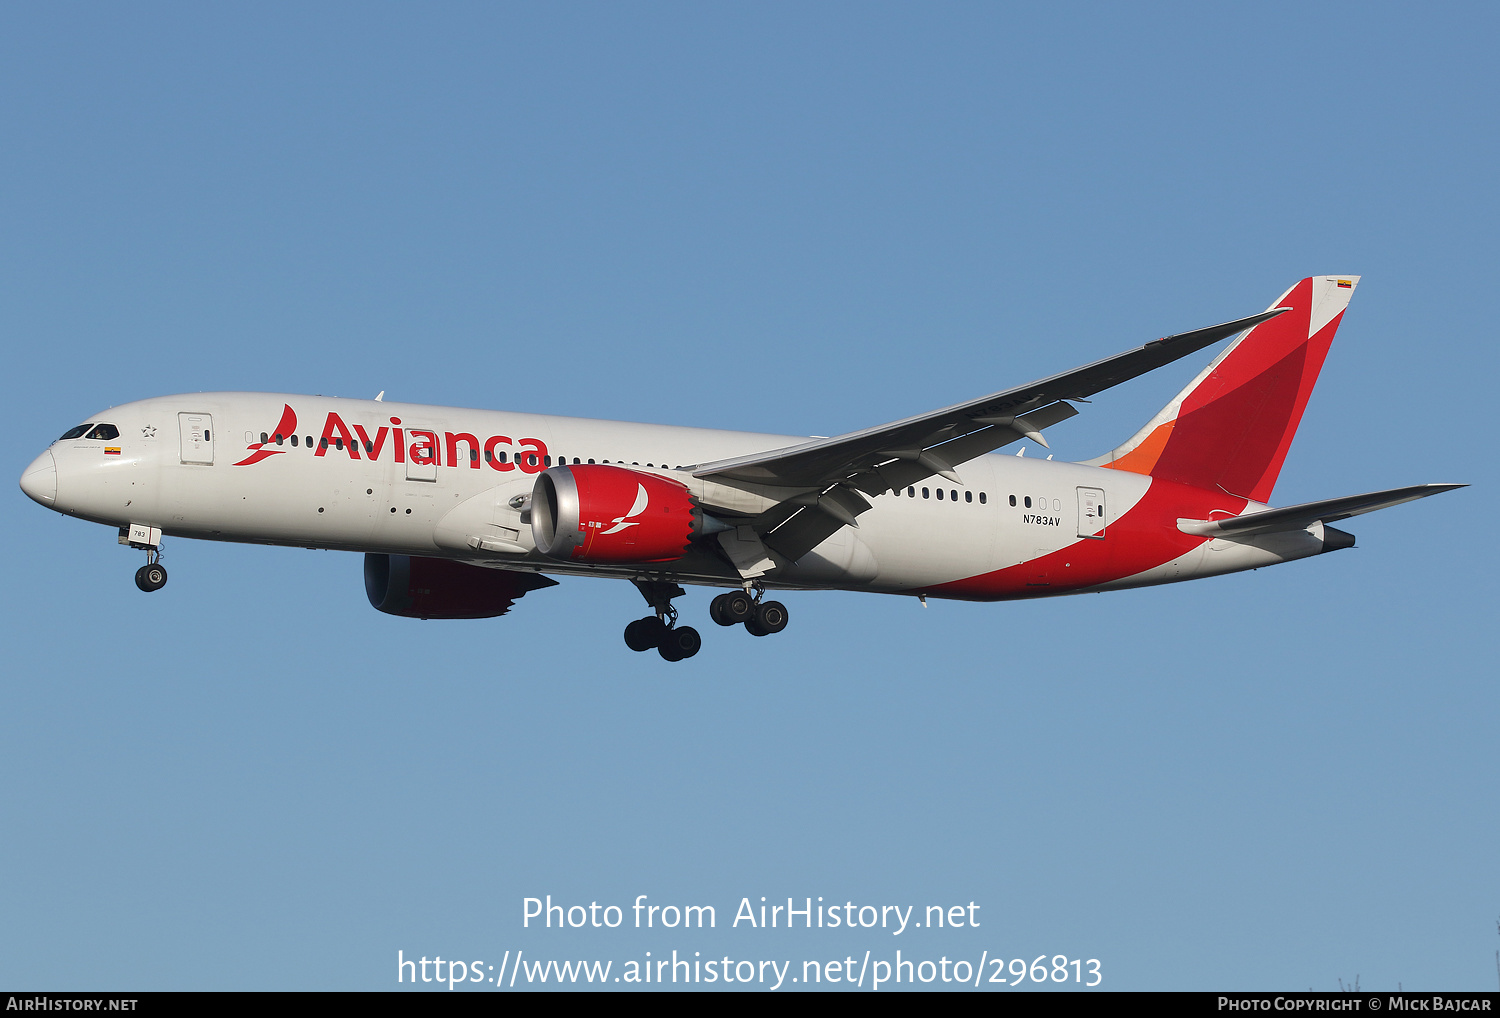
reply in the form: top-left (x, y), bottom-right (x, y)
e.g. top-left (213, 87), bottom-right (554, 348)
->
top-left (625, 579), bottom-right (701, 661)
top-left (122, 525), bottom-right (168, 592)
top-left (134, 551), bottom-right (167, 592)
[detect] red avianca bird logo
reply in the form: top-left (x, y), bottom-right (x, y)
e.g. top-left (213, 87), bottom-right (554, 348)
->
top-left (233, 404), bottom-right (297, 466)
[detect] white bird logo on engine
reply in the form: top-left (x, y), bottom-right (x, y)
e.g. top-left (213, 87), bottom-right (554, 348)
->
top-left (600, 483), bottom-right (649, 535)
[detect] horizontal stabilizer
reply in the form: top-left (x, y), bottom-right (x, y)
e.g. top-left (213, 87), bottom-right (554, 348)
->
top-left (1177, 483), bottom-right (1466, 537)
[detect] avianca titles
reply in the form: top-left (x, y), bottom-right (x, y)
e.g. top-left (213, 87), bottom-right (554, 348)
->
top-left (19, 276), bottom-right (1463, 661)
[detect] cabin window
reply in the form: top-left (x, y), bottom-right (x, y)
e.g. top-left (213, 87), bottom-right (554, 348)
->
top-left (275, 434), bottom-right (284, 445)
top-left (469, 449), bottom-right (478, 462)
top-left (291, 435), bottom-right (299, 447)
top-left (260, 432), bottom-right (269, 444)
top-left (588, 458), bottom-right (595, 464)
top-left (1024, 496), bottom-right (1031, 508)
top-left (922, 487), bottom-right (930, 499)
top-left (320, 438), bottom-right (328, 450)
top-left (1009, 494), bottom-right (1016, 506)
top-left (936, 488), bottom-right (944, 500)
top-left (335, 438), bottom-right (344, 450)
top-left (965, 491), bottom-right (973, 503)
top-left (979, 492), bottom-right (987, 504)
top-left (907, 486), bottom-right (915, 497)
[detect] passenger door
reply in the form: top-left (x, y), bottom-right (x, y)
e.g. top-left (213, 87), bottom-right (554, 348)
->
top-left (178, 413), bottom-right (214, 465)
top-left (1077, 486), bottom-right (1106, 539)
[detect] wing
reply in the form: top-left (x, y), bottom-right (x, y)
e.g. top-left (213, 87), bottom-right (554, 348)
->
top-left (694, 308), bottom-right (1287, 494)
top-left (691, 308), bottom-right (1289, 561)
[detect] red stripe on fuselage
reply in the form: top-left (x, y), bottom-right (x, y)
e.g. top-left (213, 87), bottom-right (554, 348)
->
top-left (914, 478), bottom-right (1249, 601)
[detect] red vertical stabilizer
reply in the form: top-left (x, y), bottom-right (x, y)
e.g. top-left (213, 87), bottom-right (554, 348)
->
top-left (1086, 276), bottom-right (1358, 503)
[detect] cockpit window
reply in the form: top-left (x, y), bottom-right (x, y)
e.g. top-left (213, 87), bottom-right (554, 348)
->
top-left (59, 424), bottom-right (94, 441)
top-left (85, 424), bottom-right (119, 441)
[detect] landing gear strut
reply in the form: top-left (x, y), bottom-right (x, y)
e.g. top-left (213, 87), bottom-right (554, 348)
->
top-left (710, 583), bottom-right (789, 637)
top-left (625, 579), bottom-right (701, 661)
top-left (134, 548), bottom-right (167, 592)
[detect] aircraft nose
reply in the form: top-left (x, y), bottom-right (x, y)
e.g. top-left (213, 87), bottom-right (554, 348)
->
top-left (19, 449), bottom-right (57, 507)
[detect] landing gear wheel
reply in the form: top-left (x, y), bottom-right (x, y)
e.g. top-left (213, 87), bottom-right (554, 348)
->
top-left (135, 563), bottom-right (168, 592)
top-left (710, 591), bottom-right (753, 627)
top-left (624, 616), bottom-right (666, 652)
top-left (744, 599), bottom-right (787, 637)
top-left (658, 625), bottom-right (701, 662)
top-left (722, 591), bottom-right (755, 625)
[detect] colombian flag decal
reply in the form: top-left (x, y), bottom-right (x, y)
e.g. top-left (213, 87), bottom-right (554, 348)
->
top-left (105, 447), bottom-right (121, 455)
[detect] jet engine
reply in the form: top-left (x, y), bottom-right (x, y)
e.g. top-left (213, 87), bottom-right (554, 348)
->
top-left (531, 464), bottom-right (698, 563)
top-left (364, 553), bottom-right (556, 619)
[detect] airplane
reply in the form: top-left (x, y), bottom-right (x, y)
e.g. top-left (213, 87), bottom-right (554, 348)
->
top-left (18, 275), bottom-right (1463, 661)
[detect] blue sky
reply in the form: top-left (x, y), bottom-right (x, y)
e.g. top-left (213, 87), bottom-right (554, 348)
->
top-left (2, 3), bottom-right (1494, 991)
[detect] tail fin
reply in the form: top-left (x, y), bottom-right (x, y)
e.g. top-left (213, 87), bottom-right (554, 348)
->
top-left (1085, 275), bottom-right (1358, 503)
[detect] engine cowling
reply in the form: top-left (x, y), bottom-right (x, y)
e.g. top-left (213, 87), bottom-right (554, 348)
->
top-left (364, 553), bottom-right (556, 619)
top-left (531, 464), bottom-right (698, 563)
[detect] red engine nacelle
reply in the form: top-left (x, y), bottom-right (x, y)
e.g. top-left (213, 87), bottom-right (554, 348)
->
top-left (364, 554), bottom-right (557, 619)
top-left (531, 464), bottom-right (698, 563)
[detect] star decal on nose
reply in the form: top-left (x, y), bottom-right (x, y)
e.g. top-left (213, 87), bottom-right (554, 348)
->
top-left (141, 426), bottom-right (157, 438)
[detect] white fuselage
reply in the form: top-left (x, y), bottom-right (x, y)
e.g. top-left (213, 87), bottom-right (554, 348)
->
top-left (24, 392), bottom-right (1326, 600)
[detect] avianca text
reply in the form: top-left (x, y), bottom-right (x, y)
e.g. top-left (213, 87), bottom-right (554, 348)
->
top-left (307, 411), bottom-right (551, 472)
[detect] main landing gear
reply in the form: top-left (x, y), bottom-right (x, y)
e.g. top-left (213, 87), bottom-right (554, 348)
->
top-left (625, 580), bottom-right (701, 662)
top-left (624, 580), bottom-right (790, 660)
top-left (709, 585), bottom-right (789, 637)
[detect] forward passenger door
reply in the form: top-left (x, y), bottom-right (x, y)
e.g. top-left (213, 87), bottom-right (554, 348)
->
top-left (178, 413), bottom-right (214, 465)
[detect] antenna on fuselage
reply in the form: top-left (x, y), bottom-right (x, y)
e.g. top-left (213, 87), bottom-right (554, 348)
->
top-left (374, 391), bottom-right (385, 402)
